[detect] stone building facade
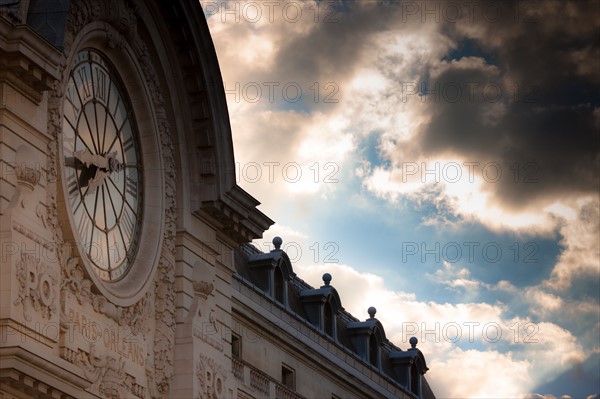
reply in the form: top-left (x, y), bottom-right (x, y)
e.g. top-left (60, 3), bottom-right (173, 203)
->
top-left (0, 0), bottom-right (435, 398)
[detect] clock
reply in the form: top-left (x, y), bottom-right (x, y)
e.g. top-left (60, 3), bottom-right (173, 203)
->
top-left (61, 49), bottom-right (143, 282)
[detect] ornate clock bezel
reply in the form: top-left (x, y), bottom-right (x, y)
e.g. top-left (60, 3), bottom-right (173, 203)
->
top-left (58, 27), bottom-right (164, 306)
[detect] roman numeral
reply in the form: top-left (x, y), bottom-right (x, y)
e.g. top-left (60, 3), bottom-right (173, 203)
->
top-left (107, 229), bottom-right (123, 265)
top-left (93, 66), bottom-right (109, 104)
top-left (126, 173), bottom-right (138, 198)
top-left (67, 173), bottom-right (83, 213)
top-left (123, 135), bottom-right (134, 153)
top-left (76, 67), bottom-right (92, 102)
top-left (120, 208), bottom-right (135, 241)
top-left (67, 172), bottom-right (79, 197)
top-left (77, 214), bottom-right (92, 247)
top-left (111, 96), bottom-right (121, 118)
top-left (65, 81), bottom-right (81, 116)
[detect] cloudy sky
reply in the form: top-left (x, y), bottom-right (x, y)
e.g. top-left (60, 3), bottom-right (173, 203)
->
top-left (201, 1), bottom-right (599, 397)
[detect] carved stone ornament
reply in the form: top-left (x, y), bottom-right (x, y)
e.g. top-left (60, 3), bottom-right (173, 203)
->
top-left (193, 261), bottom-right (216, 317)
top-left (78, 344), bottom-right (122, 390)
top-left (72, 343), bottom-right (131, 399)
top-left (13, 252), bottom-right (58, 321)
top-left (15, 164), bottom-right (41, 192)
top-left (193, 280), bottom-right (215, 301)
top-left (15, 145), bottom-right (41, 191)
top-left (153, 254), bottom-right (176, 397)
top-left (0, 0), bottom-right (28, 25)
top-left (61, 257), bottom-right (152, 337)
top-left (197, 354), bottom-right (227, 399)
top-left (61, 257), bottom-right (93, 305)
top-left (59, 256), bottom-right (151, 398)
top-left (7, 145), bottom-right (42, 210)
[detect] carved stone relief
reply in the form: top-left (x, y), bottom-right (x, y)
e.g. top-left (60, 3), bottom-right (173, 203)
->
top-left (0, 0), bottom-right (28, 23)
top-left (197, 354), bottom-right (227, 399)
top-left (193, 260), bottom-right (216, 318)
top-left (59, 257), bottom-right (151, 398)
top-left (153, 253), bottom-right (176, 396)
top-left (60, 257), bottom-right (152, 337)
top-left (13, 252), bottom-right (58, 321)
top-left (190, 261), bottom-right (223, 352)
top-left (7, 145), bottom-right (42, 211)
top-left (65, 343), bottom-right (145, 399)
top-left (15, 149), bottom-right (41, 192)
top-left (61, 257), bottom-right (93, 305)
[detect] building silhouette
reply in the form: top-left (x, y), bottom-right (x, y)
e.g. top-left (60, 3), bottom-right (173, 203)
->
top-left (0, 0), bottom-right (435, 397)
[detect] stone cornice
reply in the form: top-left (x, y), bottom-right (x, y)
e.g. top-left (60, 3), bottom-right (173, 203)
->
top-left (0, 17), bottom-right (62, 101)
top-left (197, 184), bottom-right (274, 244)
top-left (0, 346), bottom-right (93, 398)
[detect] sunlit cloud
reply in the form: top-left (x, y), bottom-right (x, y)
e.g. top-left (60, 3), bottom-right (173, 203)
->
top-left (296, 263), bottom-right (587, 399)
top-left (545, 198), bottom-right (600, 291)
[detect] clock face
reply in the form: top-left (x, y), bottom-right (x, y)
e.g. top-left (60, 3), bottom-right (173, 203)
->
top-left (62, 49), bottom-right (143, 282)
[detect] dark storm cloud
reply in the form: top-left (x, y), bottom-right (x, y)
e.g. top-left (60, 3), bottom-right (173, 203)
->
top-left (239, 1), bottom-right (437, 110)
top-left (417, 0), bottom-right (600, 210)
top-left (273, 4), bottom-right (394, 82)
top-left (209, 0), bottom-right (599, 210)
top-left (246, 0), bottom-right (599, 210)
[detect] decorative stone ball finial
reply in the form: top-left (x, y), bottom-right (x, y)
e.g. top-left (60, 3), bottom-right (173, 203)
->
top-left (322, 273), bottom-right (332, 286)
top-left (368, 306), bottom-right (377, 319)
top-left (273, 236), bottom-right (283, 250)
top-left (409, 336), bottom-right (418, 349)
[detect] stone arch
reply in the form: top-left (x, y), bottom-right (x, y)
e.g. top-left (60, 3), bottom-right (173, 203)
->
top-left (276, 252), bottom-right (295, 281)
top-left (141, 1), bottom-right (236, 214)
top-left (325, 287), bottom-right (343, 313)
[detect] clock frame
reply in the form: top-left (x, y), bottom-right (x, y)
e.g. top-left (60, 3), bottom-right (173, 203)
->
top-left (61, 48), bottom-right (144, 282)
top-left (55, 23), bottom-right (165, 309)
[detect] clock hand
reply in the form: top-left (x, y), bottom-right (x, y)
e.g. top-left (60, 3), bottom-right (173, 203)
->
top-left (71, 150), bottom-right (123, 172)
top-left (77, 152), bottom-right (123, 195)
top-left (78, 165), bottom-right (98, 189)
top-left (86, 169), bottom-right (112, 195)
top-left (106, 152), bottom-right (123, 173)
top-left (74, 149), bottom-right (109, 169)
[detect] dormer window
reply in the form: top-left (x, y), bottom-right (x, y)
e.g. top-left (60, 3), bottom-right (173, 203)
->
top-left (300, 273), bottom-right (341, 340)
top-left (389, 337), bottom-right (429, 398)
top-left (411, 363), bottom-right (420, 396)
top-left (246, 237), bottom-right (293, 306)
top-left (274, 265), bottom-right (284, 303)
top-left (369, 333), bottom-right (379, 367)
top-left (324, 301), bottom-right (334, 337)
top-left (346, 306), bottom-right (385, 370)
